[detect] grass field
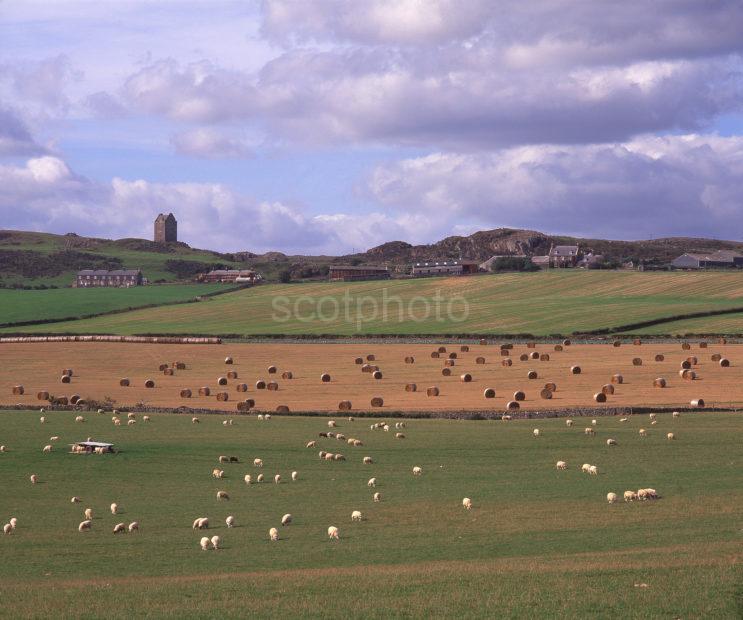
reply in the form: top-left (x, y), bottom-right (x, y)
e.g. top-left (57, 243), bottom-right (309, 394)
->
top-left (5, 271), bottom-right (743, 336)
top-left (0, 284), bottom-right (233, 326)
top-left (628, 312), bottom-right (743, 336)
top-left (0, 410), bottom-right (740, 617)
top-left (1, 341), bottom-right (740, 413)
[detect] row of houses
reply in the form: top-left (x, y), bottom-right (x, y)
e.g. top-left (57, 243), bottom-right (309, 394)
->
top-left (73, 268), bottom-right (262, 287)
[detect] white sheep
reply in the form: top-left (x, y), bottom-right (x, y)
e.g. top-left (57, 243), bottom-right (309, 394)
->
top-left (272, 474), bottom-right (280, 484)
top-left (244, 474), bottom-right (252, 484)
top-left (591, 419), bottom-right (597, 426)
top-left (363, 456), bottom-right (373, 465)
top-left (192, 517), bottom-right (208, 529)
top-left (264, 414), bottom-right (271, 421)
top-left (192, 417), bottom-right (200, 424)
top-left (588, 465), bottom-right (598, 476)
top-left (373, 492), bottom-right (381, 502)
top-left (383, 425), bottom-right (390, 432)
top-left (606, 438), bottom-right (617, 446)
top-left (143, 415), bottom-right (150, 422)
top-left (114, 419), bottom-right (121, 426)
top-left (639, 428), bottom-right (647, 437)
top-left (556, 461), bottom-right (567, 470)
top-left (306, 441), bottom-right (316, 448)
top-left (368, 477), bottom-right (377, 487)
top-left (71, 496), bottom-right (81, 503)
top-left (210, 535), bottom-right (221, 550)
top-left (0, 446), bottom-right (5, 452)
top-left (3, 523), bottom-right (11, 535)
top-left (226, 516), bottom-right (235, 528)
top-left (84, 508), bottom-right (93, 520)
top-left (128, 521), bottom-right (139, 532)
top-left (624, 490), bottom-right (637, 502)
top-left (127, 412), bottom-right (135, 420)
top-left (75, 416), bottom-right (85, 423)
top-left (328, 420), bottom-right (337, 428)
top-left (291, 471), bottom-right (298, 481)
top-left (667, 432), bottom-right (675, 440)
top-left (584, 427), bottom-right (595, 436)
top-left (256, 474), bottom-right (264, 483)
top-left (113, 522), bottom-right (126, 534)
top-left (281, 514), bottom-right (292, 526)
top-left (649, 413), bottom-right (657, 420)
top-left (257, 414), bottom-right (264, 420)
top-left (50, 436), bottom-right (59, 442)
top-left (30, 474), bottom-right (38, 484)
top-left (651, 419), bottom-right (658, 425)
top-left (395, 432), bottom-right (405, 439)
top-left (200, 536), bottom-right (211, 551)
top-left (78, 520), bottom-right (92, 532)
top-left (533, 428), bottom-right (540, 437)
top-left (462, 497), bottom-right (472, 510)
top-left (619, 417), bottom-right (628, 423)
top-left (412, 466), bottom-right (422, 476)
top-left (328, 525), bottom-right (339, 540)
top-left (672, 411), bottom-right (680, 418)
top-left (127, 419), bottom-right (136, 426)
top-left (607, 492), bottom-right (618, 504)
top-left (40, 416), bottom-right (46, 424)
top-left (42, 444), bottom-right (52, 453)
top-left (216, 491), bottom-right (229, 501)
top-left (212, 468), bottom-right (224, 479)
top-left (110, 503), bottom-right (118, 515)
top-left (218, 455), bottom-right (229, 463)
top-left (351, 510), bottom-right (363, 521)
top-left (269, 527), bottom-right (279, 541)
top-left (253, 458), bottom-right (263, 468)
top-left (9, 517), bottom-right (17, 529)
top-left (565, 419), bottom-right (573, 427)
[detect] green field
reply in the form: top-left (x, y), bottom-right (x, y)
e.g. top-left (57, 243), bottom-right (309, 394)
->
top-left (627, 312), bottom-right (743, 336)
top-left (0, 410), bottom-right (739, 617)
top-left (0, 284), bottom-right (233, 326)
top-left (6, 270), bottom-right (743, 336)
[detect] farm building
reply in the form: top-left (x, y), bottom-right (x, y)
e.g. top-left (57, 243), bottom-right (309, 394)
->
top-left (549, 245), bottom-right (580, 267)
top-left (154, 213), bottom-right (177, 243)
top-left (328, 265), bottom-right (391, 282)
top-left (74, 270), bottom-right (144, 288)
top-left (198, 269), bottom-right (261, 284)
top-left (71, 441), bottom-right (114, 454)
top-left (478, 255), bottom-right (527, 270)
top-left (531, 255), bottom-right (551, 269)
top-left (671, 250), bottom-right (743, 270)
top-left (411, 260), bottom-right (479, 277)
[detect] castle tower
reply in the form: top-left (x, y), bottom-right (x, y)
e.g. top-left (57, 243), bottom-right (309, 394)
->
top-left (154, 213), bottom-right (177, 243)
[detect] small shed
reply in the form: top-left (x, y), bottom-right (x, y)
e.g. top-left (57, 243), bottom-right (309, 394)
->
top-left (71, 441), bottom-right (115, 454)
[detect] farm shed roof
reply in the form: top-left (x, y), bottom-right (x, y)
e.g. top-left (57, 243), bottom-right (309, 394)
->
top-left (77, 270), bottom-right (141, 276)
top-left (72, 441), bottom-right (114, 448)
top-left (550, 246), bottom-right (579, 256)
top-left (329, 265), bottom-right (389, 271)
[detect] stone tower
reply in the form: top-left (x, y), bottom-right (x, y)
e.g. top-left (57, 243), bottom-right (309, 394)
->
top-left (154, 213), bottom-right (177, 243)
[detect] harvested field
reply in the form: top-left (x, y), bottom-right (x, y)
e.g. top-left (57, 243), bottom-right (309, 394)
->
top-left (1, 341), bottom-right (741, 412)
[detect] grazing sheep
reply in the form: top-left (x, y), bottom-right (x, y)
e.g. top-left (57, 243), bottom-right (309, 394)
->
top-left (114, 419), bottom-right (121, 426)
top-left (257, 414), bottom-right (264, 420)
top-left (78, 520), bottom-right (92, 532)
top-left (556, 461), bottom-right (567, 470)
top-left (244, 474), bottom-right (252, 484)
top-left (649, 413), bottom-right (657, 420)
top-left (281, 514), bottom-right (292, 526)
top-left (672, 411), bottom-right (680, 418)
top-left (71, 496), bottom-right (80, 503)
top-left (606, 438), bottom-right (617, 446)
top-left (620, 418), bottom-right (628, 423)
top-left (50, 436), bottom-right (59, 442)
top-left (373, 492), bottom-right (381, 502)
top-left (383, 425), bottom-right (390, 432)
top-left (533, 429), bottom-right (540, 437)
top-left (75, 416), bottom-right (85, 423)
top-left (0, 446), bottom-right (5, 452)
top-left (591, 419), bottom-right (597, 426)
top-left (216, 491), bottom-right (229, 501)
top-left (462, 497), bottom-right (472, 510)
top-left (3, 523), bottom-right (11, 535)
top-left (110, 503), bottom-right (118, 515)
top-left (84, 508), bottom-right (93, 520)
top-left (256, 474), bottom-right (264, 483)
top-left (40, 416), bottom-right (45, 424)
top-left (128, 521), bottom-right (139, 533)
top-left (192, 417), bottom-right (200, 424)
top-left (363, 456), bottom-right (373, 465)
top-left (113, 522), bottom-right (126, 534)
top-left (353, 439), bottom-right (363, 447)
top-left (351, 510), bottom-right (363, 521)
top-left (584, 428), bottom-right (595, 436)
top-left (412, 466), bottom-right (422, 476)
top-left (127, 419), bottom-right (136, 426)
top-left (200, 536), bottom-right (211, 551)
top-left (192, 517), bottom-right (204, 529)
top-left (253, 458), bottom-right (263, 468)
top-left (637, 489), bottom-right (649, 500)
top-left (265, 414), bottom-right (271, 421)
top-left (667, 432), bottom-right (675, 440)
top-left (30, 474), bottom-right (38, 484)
top-left (651, 420), bottom-right (658, 426)
top-left (306, 441), bottom-right (316, 448)
top-left (143, 416), bottom-right (150, 422)
top-left (565, 419), bottom-right (573, 427)
top-left (624, 490), bottom-right (637, 502)
top-left (9, 518), bottom-right (17, 529)
top-left (607, 492), bottom-right (618, 504)
top-left (218, 455), bottom-right (229, 464)
top-left (210, 535), bottom-right (221, 550)
top-left (581, 463), bottom-right (591, 473)
top-left (334, 454), bottom-right (345, 461)
top-left (639, 428), bottom-right (647, 437)
top-left (328, 526), bottom-right (339, 540)
top-left (291, 471), bottom-right (298, 481)
top-left (269, 527), bottom-right (279, 541)
top-left (42, 444), bottom-right (52, 453)
top-left (274, 474), bottom-right (281, 484)
top-left (226, 516), bottom-right (235, 528)
top-left (324, 453), bottom-right (334, 461)
top-left (328, 420), bottom-right (337, 428)
top-left (368, 477), bottom-right (377, 487)
top-left (212, 469), bottom-right (224, 479)
top-left (588, 465), bottom-right (598, 476)
top-left (395, 432), bottom-right (405, 439)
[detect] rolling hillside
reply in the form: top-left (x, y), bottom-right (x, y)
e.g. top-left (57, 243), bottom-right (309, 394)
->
top-left (6, 271), bottom-right (743, 337)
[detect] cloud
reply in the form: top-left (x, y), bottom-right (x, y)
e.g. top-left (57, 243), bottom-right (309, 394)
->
top-left (0, 55), bottom-right (81, 113)
top-left (366, 134), bottom-right (743, 240)
top-left (170, 127), bottom-right (252, 158)
top-left (0, 107), bottom-right (47, 156)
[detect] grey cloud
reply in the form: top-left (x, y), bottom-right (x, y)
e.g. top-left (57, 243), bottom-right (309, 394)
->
top-left (0, 106), bottom-right (47, 156)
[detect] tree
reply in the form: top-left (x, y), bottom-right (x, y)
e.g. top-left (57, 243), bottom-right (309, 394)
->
top-left (278, 270), bottom-right (292, 283)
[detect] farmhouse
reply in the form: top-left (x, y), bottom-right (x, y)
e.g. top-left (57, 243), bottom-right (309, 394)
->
top-left (411, 260), bottom-right (479, 277)
top-left (549, 245), bottom-right (580, 267)
top-left (199, 269), bottom-right (261, 284)
top-left (328, 265), bottom-right (391, 281)
top-left (672, 250), bottom-right (743, 270)
top-left (71, 441), bottom-right (114, 454)
top-left (74, 269), bottom-right (144, 287)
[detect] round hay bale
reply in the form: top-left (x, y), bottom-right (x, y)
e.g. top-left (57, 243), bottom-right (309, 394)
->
top-left (62, 369), bottom-right (73, 377)
top-left (529, 351), bottom-right (539, 360)
top-left (236, 400), bottom-right (254, 412)
top-left (444, 359), bottom-right (455, 367)
top-left (426, 387), bottom-right (440, 397)
top-left (711, 353), bottom-right (722, 362)
top-left (513, 390), bottom-right (525, 401)
top-left (236, 383), bottom-right (248, 392)
top-left (501, 343), bottom-right (514, 350)
top-left (544, 382), bottom-right (557, 392)
top-left (448, 352), bottom-right (458, 360)
top-left (431, 351), bottom-right (440, 359)
top-left (719, 358), bottom-right (730, 367)
top-left (680, 369), bottom-right (696, 381)
top-left (354, 357), bottom-right (363, 365)
top-left (367, 354), bottom-right (376, 361)
top-left (437, 347), bottom-right (447, 354)
top-left (267, 366), bottom-right (277, 374)
top-left (119, 378), bottom-right (130, 387)
top-left (475, 356), bottom-right (486, 364)
top-left (506, 400), bottom-right (520, 410)
top-left (613, 340), bottom-right (622, 347)
top-left (255, 380), bottom-right (266, 390)
top-left (69, 395), bottom-right (80, 405)
top-left (483, 388), bottom-right (496, 398)
top-left (611, 373), bottom-right (624, 384)
top-left (320, 373), bottom-right (331, 383)
top-left (686, 356), bottom-right (698, 365)
top-left (519, 354), bottom-right (529, 361)
top-left (56, 397), bottom-right (68, 406)
top-left (633, 339), bottom-right (642, 346)
top-left (690, 398), bottom-right (705, 408)
top-left (539, 388), bottom-right (553, 399)
top-left (405, 383), bottom-right (417, 392)
top-left (217, 377), bottom-right (228, 386)
top-left (281, 371), bottom-right (293, 380)
top-left (527, 370), bottom-right (538, 380)
top-left (554, 344), bottom-right (563, 352)
top-left (632, 358), bottom-right (642, 366)
top-left (655, 354), bottom-right (665, 362)
top-left (699, 341), bottom-right (708, 349)
top-left (719, 337), bottom-right (727, 345)
top-left (479, 339), bottom-right (488, 345)
top-left (500, 348), bottom-right (510, 357)
top-left (338, 400), bottom-right (352, 411)
top-left (441, 368), bottom-right (452, 376)
top-left (267, 382), bottom-right (279, 391)
top-left (372, 371), bottom-right (383, 380)
top-left (76, 400), bottom-right (87, 407)
top-left (404, 356), bottom-right (415, 364)
top-left (370, 397), bottom-right (384, 407)
top-left (61, 375), bottom-right (71, 384)
top-left (37, 390), bottom-right (49, 401)
top-left (562, 339), bottom-right (571, 346)
top-left (227, 371), bottom-right (238, 380)
top-left (224, 357), bottom-right (234, 364)
top-left (460, 345), bottom-right (470, 352)
top-left (361, 364), bottom-right (373, 373)
top-left (144, 379), bottom-right (155, 388)
top-left (158, 364), bottom-right (168, 372)
top-left (653, 377), bottom-right (667, 388)
top-left (570, 366), bottom-right (581, 375)
top-left (199, 386), bottom-right (211, 396)
top-left (216, 392), bottom-right (229, 402)
top-left (460, 373), bottom-right (472, 383)
top-left (174, 362), bottom-right (186, 370)
top-left (527, 342), bottom-right (536, 349)
top-left (502, 358), bottom-right (513, 367)
top-left (594, 392), bottom-right (607, 403)
top-left (180, 389), bottom-right (192, 398)
top-left (601, 384), bottom-right (615, 395)
top-left (275, 405), bottom-right (290, 413)
top-left (540, 353), bottom-right (550, 361)
top-left (11, 385), bottom-right (24, 395)
top-left (163, 368), bottom-right (174, 376)
top-left (680, 360), bottom-right (692, 370)
top-left (681, 342), bottom-right (691, 350)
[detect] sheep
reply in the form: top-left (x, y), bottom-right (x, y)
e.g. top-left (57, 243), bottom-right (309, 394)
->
top-left (30, 474), bottom-right (38, 484)
top-left (3, 523), bottom-right (11, 535)
top-left (127, 412), bottom-right (135, 420)
top-left (624, 490), bottom-right (637, 502)
top-left (0, 446), bottom-right (5, 452)
top-left (606, 438), bottom-right (617, 446)
top-left (667, 432), bottom-right (675, 440)
top-left (588, 465), bottom-right (598, 476)
top-left (639, 428), bottom-right (647, 437)
top-left (70, 496), bottom-right (80, 503)
top-left (128, 521), bottom-right (139, 533)
top-left (318, 451), bottom-right (327, 459)
top-left (50, 436), bottom-right (59, 442)
top-left (110, 503), bottom-right (118, 515)
top-left (75, 416), bottom-right (85, 423)
top-left (127, 419), bottom-right (136, 426)
top-left (78, 520), bottom-right (92, 532)
top-left (556, 461), bottom-right (567, 470)
top-left (584, 428), bottom-right (595, 436)
top-left (281, 514), bottom-right (292, 526)
top-left (328, 420), bottom-right (337, 428)
top-left (244, 474), bottom-right (252, 484)
top-left (651, 419), bottom-right (658, 425)
top-left (306, 441), bottom-right (316, 448)
top-left (462, 497), bottom-right (472, 510)
top-left (591, 419), bottom-right (597, 426)
top-left (200, 536), bottom-right (211, 551)
top-left (351, 510), bottom-right (363, 521)
top-left (637, 489), bottom-right (649, 501)
top-left (383, 425), bottom-right (390, 432)
top-left (412, 466), bottom-right (422, 476)
top-left (192, 417), bottom-right (200, 424)
top-left (216, 491), bottom-right (229, 501)
top-left (256, 474), bottom-right (264, 483)
top-left (143, 416), bottom-right (150, 422)
top-left (219, 455), bottom-right (229, 464)
top-left (649, 413), bottom-right (657, 420)
top-left (40, 416), bottom-right (46, 424)
top-left (257, 414), bottom-right (264, 420)
top-left (291, 471), bottom-right (298, 481)
top-left (334, 454), bottom-right (345, 461)
top-left (192, 517), bottom-right (207, 529)
top-left (672, 411), bottom-right (680, 418)
top-left (114, 419), bottom-right (121, 426)
top-left (84, 508), bottom-right (93, 520)
top-left (265, 414), bottom-right (271, 420)
top-left (269, 527), bottom-right (279, 541)
top-left (395, 432), bottom-right (405, 439)
top-left (620, 417), bottom-right (628, 423)
top-left (353, 439), bottom-right (363, 447)
top-left (363, 456), bottom-right (373, 465)
top-left (607, 492), bottom-right (618, 504)
top-left (566, 419), bottom-right (573, 427)
top-left (368, 477), bottom-right (377, 487)
top-left (324, 453), bottom-right (334, 461)
top-left (336, 433), bottom-right (346, 441)
top-left (212, 469), bottom-right (224, 479)
top-left (581, 463), bottom-right (591, 473)
top-left (253, 458), bottom-right (263, 468)
top-left (226, 516), bottom-right (235, 528)
top-left (210, 535), bottom-right (221, 550)
top-left (373, 492), bottom-right (381, 502)
top-left (9, 517), bottom-right (17, 529)
top-left (42, 444), bottom-right (52, 453)
top-left (274, 474), bottom-right (281, 484)
top-left (113, 522), bottom-right (126, 534)
top-left (533, 429), bottom-right (540, 437)
top-left (328, 526), bottom-right (339, 540)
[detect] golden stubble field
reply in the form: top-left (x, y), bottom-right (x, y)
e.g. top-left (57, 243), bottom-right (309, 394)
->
top-left (0, 341), bottom-right (739, 412)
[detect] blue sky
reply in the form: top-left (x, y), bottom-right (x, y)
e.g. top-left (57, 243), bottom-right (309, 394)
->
top-left (2, 1), bottom-right (743, 253)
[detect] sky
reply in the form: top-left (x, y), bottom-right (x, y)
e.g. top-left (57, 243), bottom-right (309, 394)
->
top-left (1, 0), bottom-right (743, 254)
